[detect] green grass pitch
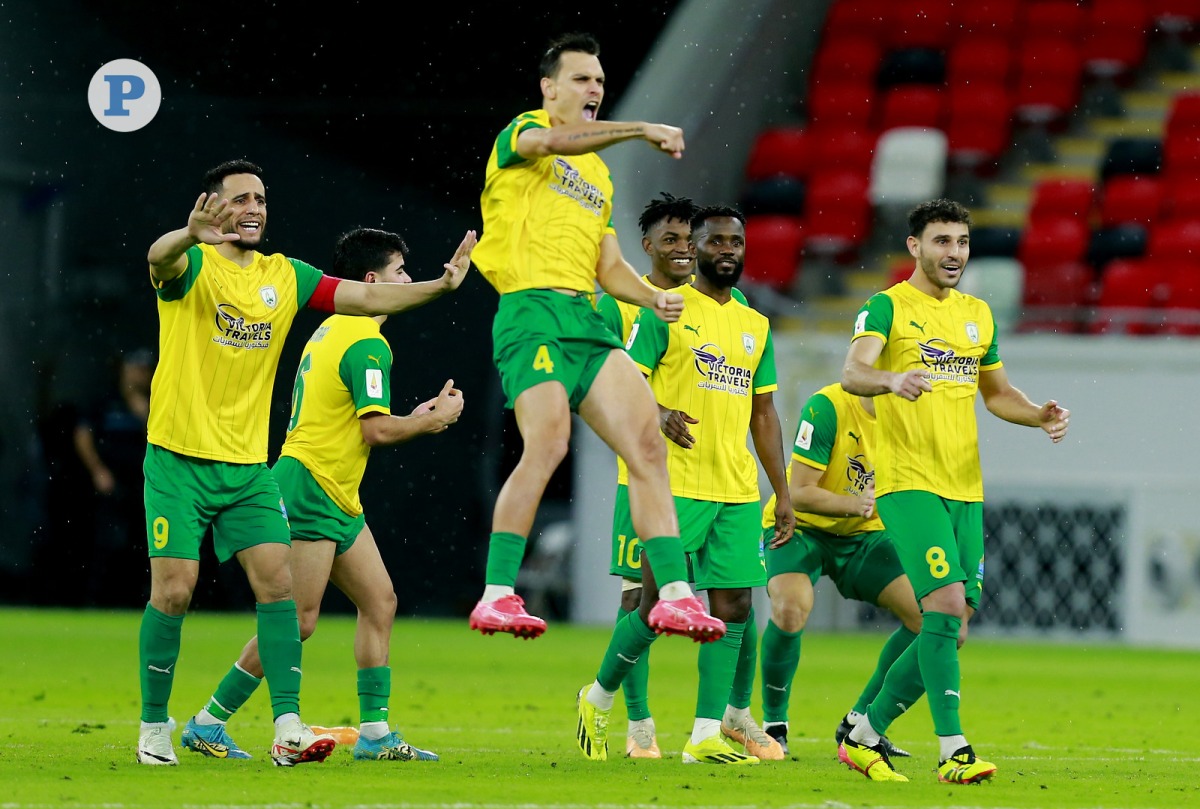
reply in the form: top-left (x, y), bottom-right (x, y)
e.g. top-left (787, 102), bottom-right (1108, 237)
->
top-left (1, 606), bottom-right (1196, 808)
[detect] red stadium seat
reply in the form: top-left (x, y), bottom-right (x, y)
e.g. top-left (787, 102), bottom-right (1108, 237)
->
top-left (807, 79), bottom-right (876, 130)
top-left (823, 0), bottom-right (892, 42)
top-left (1019, 261), bottom-right (1093, 334)
top-left (951, 0), bottom-right (1021, 39)
top-left (1089, 258), bottom-right (1165, 334)
top-left (1161, 175), bottom-right (1200, 220)
top-left (810, 35), bottom-right (884, 88)
top-left (1148, 219), bottom-right (1200, 258)
top-left (946, 36), bottom-right (1014, 87)
top-left (1028, 178), bottom-right (1096, 223)
top-left (1021, 0), bottom-right (1088, 40)
top-left (808, 126), bottom-right (878, 176)
top-left (743, 126), bottom-right (810, 182)
top-left (1013, 38), bottom-right (1085, 124)
top-left (946, 82), bottom-right (1014, 170)
top-left (1084, 0), bottom-right (1151, 78)
top-left (1099, 175), bottom-right (1163, 227)
top-left (742, 215), bottom-right (805, 292)
top-left (1017, 216), bottom-right (1091, 273)
top-left (1162, 131), bottom-right (1200, 178)
top-left (877, 85), bottom-right (946, 132)
top-left (885, 0), bottom-right (953, 50)
top-left (804, 170), bottom-right (872, 255)
top-left (1162, 261), bottom-right (1200, 335)
top-left (1166, 91), bottom-right (1200, 139)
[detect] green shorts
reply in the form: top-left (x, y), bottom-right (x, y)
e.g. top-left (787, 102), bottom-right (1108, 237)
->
top-left (492, 289), bottom-right (623, 411)
top-left (765, 525), bottom-right (904, 605)
top-left (142, 443), bottom-right (290, 563)
top-left (877, 491), bottom-right (984, 609)
top-left (272, 456), bottom-right (365, 556)
top-left (677, 497), bottom-right (766, 590)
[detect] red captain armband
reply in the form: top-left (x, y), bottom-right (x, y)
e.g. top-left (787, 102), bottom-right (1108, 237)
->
top-left (307, 275), bottom-right (342, 312)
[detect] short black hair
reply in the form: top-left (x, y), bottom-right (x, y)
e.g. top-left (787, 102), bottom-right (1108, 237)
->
top-left (690, 204), bottom-right (746, 235)
top-left (203, 159), bottom-right (263, 195)
top-left (332, 227), bottom-right (410, 282)
top-left (638, 192), bottom-right (697, 236)
top-left (540, 32), bottom-right (600, 79)
top-left (908, 198), bottom-right (972, 238)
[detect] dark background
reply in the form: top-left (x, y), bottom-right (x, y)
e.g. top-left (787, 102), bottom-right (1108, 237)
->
top-left (6, 1), bottom-right (684, 615)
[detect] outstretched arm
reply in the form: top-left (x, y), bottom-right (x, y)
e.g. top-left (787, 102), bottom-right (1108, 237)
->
top-left (147, 193), bottom-right (239, 283)
top-left (334, 230), bottom-right (476, 316)
top-left (595, 235), bottom-right (684, 323)
top-left (979, 367), bottom-right (1070, 442)
top-left (751, 391), bottom-right (795, 549)
top-left (517, 120), bottom-right (684, 159)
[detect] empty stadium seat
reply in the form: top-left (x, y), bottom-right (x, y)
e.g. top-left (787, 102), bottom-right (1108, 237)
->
top-left (808, 79), bottom-right (876, 130)
top-left (1022, 0), bottom-right (1089, 40)
top-left (1098, 175), bottom-right (1163, 226)
top-left (1148, 219), bottom-right (1200, 258)
top-left (1019, 261), bottom-right (1094, 334)
top-left (945, 82), bottom-right (1014, 171)
top-left (1162, 175), bottom-right (1200, 220)
top-left (810, 35), bottom-right (884, 87)
top-left (1084, 0), bottom-right (1151, 79)
top-left (885, 0), bottom-right (953, 50)
top-left (951, 0), bottom-right (1022, 39)
top-left (1017, 216), bottom-right (1091, 272)
top-left (946, 37), bottom-right (1013, 86)
top-left (822, 0), bottom-right (891, 41)
top-left (957, 256), bottom-right (1024, 333)
top-left (743, 126), bottom-right (810, 182)
top-left (1013, 37), bottom-right (1085, 125)
top-left (1087, 224), bottom-right (1149, 271)
top-left (1028, 178), bottom-right (1096, 222)
top-left (869, 127), bottom-right (948, 206)
top-left (808, 127), bottom-right (878, 176)
top-left (742, 215), bottom-right (805, 292)
top-left (877, 85), bottom-right (947, 131)
top-left (1162, 261), bottom-right (1200, 335)
top-left (1100, 138), bottom-right (1163, 179)
top-left (1090, 258), bottom-right (1165, 334)
top-left (804, 170), bottom-right (872, 255)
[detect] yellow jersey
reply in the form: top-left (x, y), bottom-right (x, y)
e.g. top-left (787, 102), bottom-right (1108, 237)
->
top-left (851, 280), bottom-right (1002, 501)
top-left (473, 109), bottom-right (616, 294)
top-left (628, 284), bottom-right (776, 503)
top-left (279, 315), bottom-right (392, 517)
top-left (147, 243), bottom-right (323, 463)
top-left (761, 382), bottom-right (885, 535)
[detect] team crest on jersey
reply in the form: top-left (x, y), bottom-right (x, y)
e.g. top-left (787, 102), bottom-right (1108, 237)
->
top-left (965, 321), bottom-right (979, 344)
top-left (260, 285), bottom-right (278, 308)
top-left (795, 419), bottom-right (814, 450)
top-left (742, 332), bottom-right (755, 355)
top-left (690, 342), bottom-right (752, 394)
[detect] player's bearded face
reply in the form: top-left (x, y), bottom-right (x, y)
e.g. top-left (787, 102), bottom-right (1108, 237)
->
top-left (696, 247), bottom-right (745, 289)
top-left (695, 218), bottom-right (746, 289)
top-left (218, 173), bottom-right (267, 249)
top-left (915, 222), bottom-right (969, 291)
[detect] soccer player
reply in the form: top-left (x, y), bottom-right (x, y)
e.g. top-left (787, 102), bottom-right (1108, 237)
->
top-left (757, 381), bottom-right (922, 759)
top-left (467, 33), bottom-right (723, 643)
top-left (837, 199), bottom-right (1069, 784)
top-left (576, 206), bottom-right (794, 765)
top-left (179, 227), bottom-right (462, 763)
top-left (596, 191), bottom-right (698, 758)
top-left (137, 159), bottom-right (475, 766)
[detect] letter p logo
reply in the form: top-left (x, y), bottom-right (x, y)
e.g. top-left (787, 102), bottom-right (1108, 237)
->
top-left (88, 59), bottom-right (161, 132)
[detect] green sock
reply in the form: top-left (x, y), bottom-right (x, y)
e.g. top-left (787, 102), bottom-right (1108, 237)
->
top-left (358, 666), bottom-right (391, 724)
top-left (617, 607), bottom-right (652, 720)
top-left (256, 600), bottom-right (302, 720)
top-left (638, 536), bottom-right (688, 586)
top-left (852, 625), bottom-right (918, 714)
top-left (917, 611), bottom-right (963, 736)
top-left (597, 611), bottom-right (658, 692)
top-left (485, 532), bottom-right (527, 587)
top-left (727, 607), bottom-right (758, 710)
top-left (865, 641), bottom-right (923, 734)
top-left (696, 621), bottom-right (744, 720)
top-left (139, 603), bottom-right (183, 723)
top-left (760, 620), bottom-right (801, 724)
top-left (206, 664), bottom-right (262, 721)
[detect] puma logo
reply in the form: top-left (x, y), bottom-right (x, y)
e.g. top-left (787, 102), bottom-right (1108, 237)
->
top-left (910, 320), bottom-right (927, 334)
top-left (848, 430), bottom-right (861, 444)
top-left (684, 324), bottom-right (701, 335)
top-left (147, 664), bottom-right (174, 674)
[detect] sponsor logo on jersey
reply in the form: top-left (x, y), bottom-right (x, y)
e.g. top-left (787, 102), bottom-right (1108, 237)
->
top-left (550, 158), bottom-right (606, 215)
top-left (917, 339), bottom-right (980, 383)
top-left (213, 304), bottom-right (272, 349)
top-left (690, 343), bottom-right (751, 394)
